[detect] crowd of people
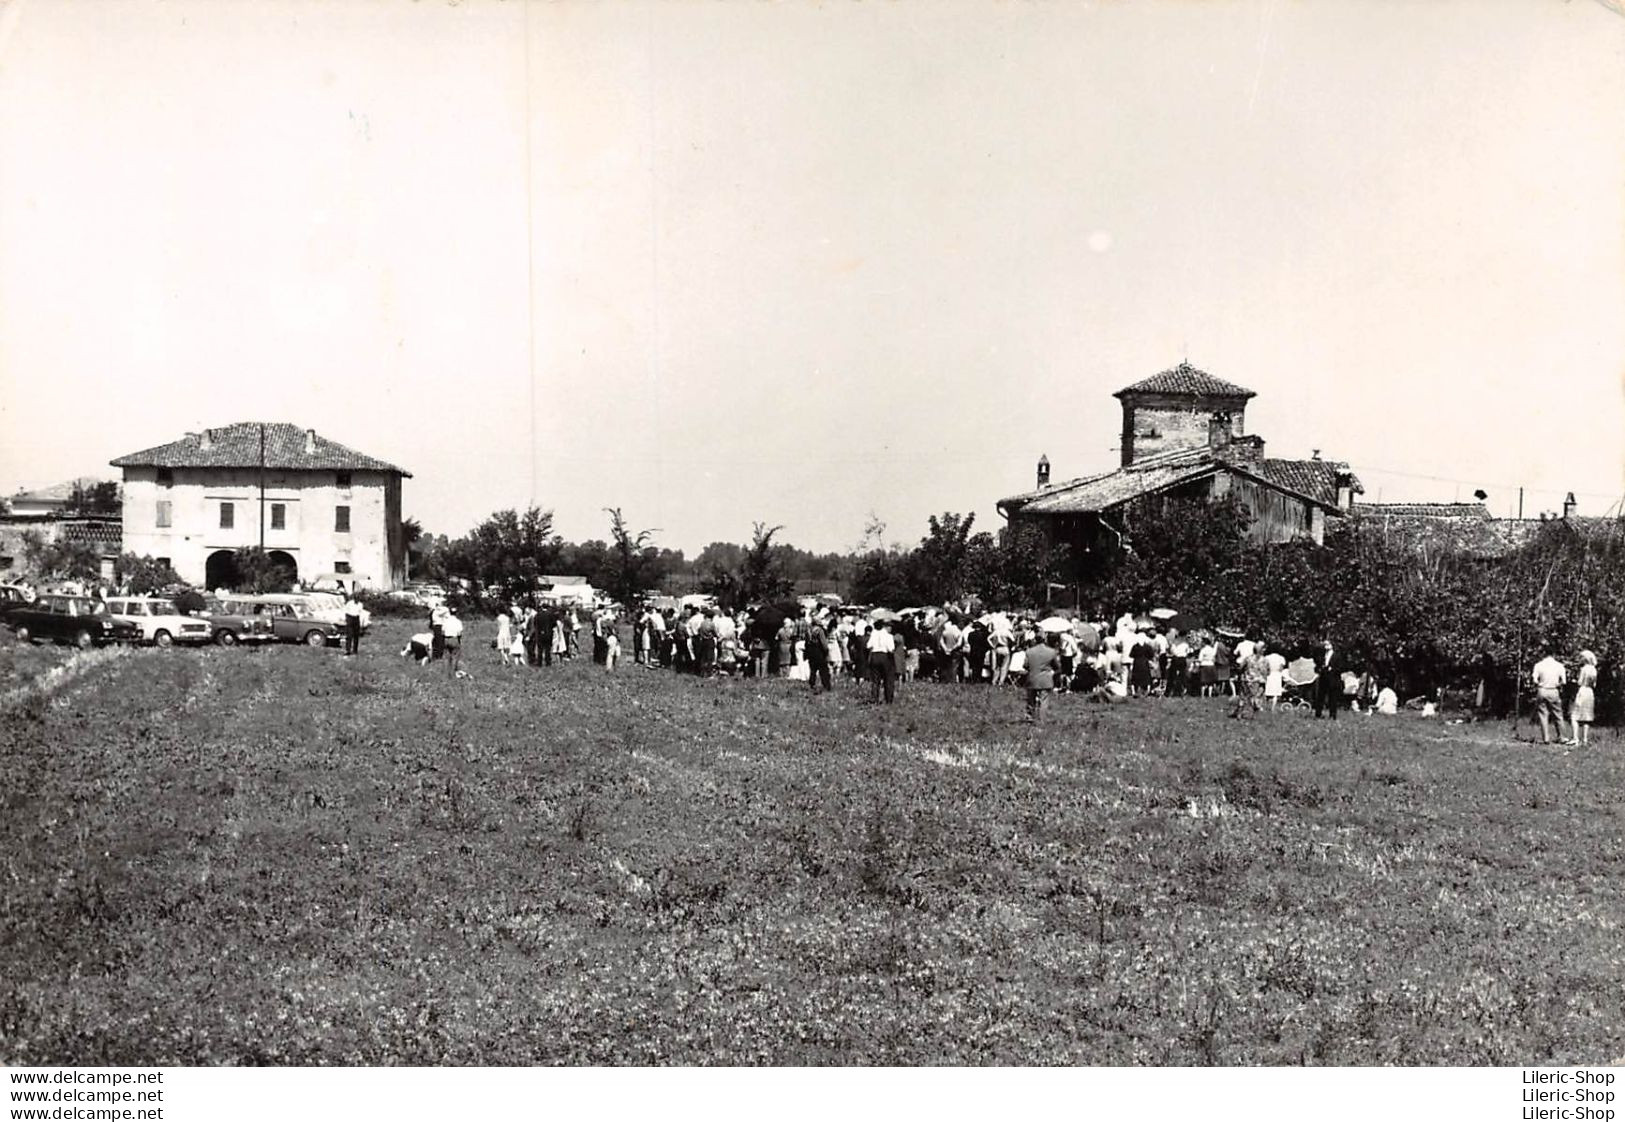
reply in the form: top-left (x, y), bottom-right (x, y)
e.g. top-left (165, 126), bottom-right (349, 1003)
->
top-left (417, 596), bottom-right (1604, 740)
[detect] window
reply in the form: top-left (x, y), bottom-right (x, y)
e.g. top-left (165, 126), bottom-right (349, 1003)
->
top-left (156, 501), bottom-right (172, 528)
top-left (335, 505), bottom-right (350, 533)
top-left (270, 503), bottom-right (286, 530)
top-left (220, 502), bottom-right (235, 529)
top-left (334, 561), bottom-right (352, 574)
top-left (156, 557), bottom-right (170, 571)
top-left (156, 468), bottom-right (173, 486)
top-left (335, 471), bottom-right (352, 489)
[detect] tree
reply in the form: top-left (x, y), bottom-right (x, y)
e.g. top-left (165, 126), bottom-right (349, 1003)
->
top-left (703, 522), bottom-right (794, 609)
top-left (65, 481), bottom-right (120, 516)
top-left (911, 512), bottom-right (984, 606)
top-left (441, 506), bottom-right (564, 603)
top-left (603, 507), bottom-right (666, 606)
top-left (117, 554), bottom-right (184, 594)
top-left (231, 547), bottom-right (296, 593)
top-left (20, 531), bottom-right (100, 582)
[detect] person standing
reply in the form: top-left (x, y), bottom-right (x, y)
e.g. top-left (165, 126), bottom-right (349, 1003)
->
top-left (1230, 642), bottom-right (1267, 719)
top-left (937, 615), bottom-right (963, 684)
top-left (442, 607), bottom-right (465, 676)
top-left (343, 591), bottom-right (364, 657)
top-left (430, 604), bottom-right (447, 661)
top-left (1313, 640), bottom-right (1343, 719)
top-left (1023, 632), bottom-right (1059, 724)
top-left (865, 619), bottom-right (898, 704)
top-left (496, 609), bottom-right (513, 667)
top-left (989, 616), bottom-right (1013, 686)
top-left (806, 613), bottom-right (833, 694)
top-left (1572, 650), bottom-right (1598, 746)
top-left (1530, 649), bottom-right (1569, 744)
top-left (1263, 647), bottom-right (1287, 711)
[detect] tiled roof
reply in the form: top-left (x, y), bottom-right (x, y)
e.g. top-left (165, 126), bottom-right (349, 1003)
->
top-left (110, 423), bottom-right (410, 476)
top-left (1352, 508), bottom-right (1541, 559)
top-left (1114, 362), bottom-right (1255, 400)
top-left (1000, 447), bottom-right (1358, 517)
top-left (1353, 502), bottom-right (1490, 519)
top-left (1248, 457), bottom-right (1363, 508)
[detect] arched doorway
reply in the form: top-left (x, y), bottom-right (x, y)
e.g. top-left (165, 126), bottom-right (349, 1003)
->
top-left (205, 550), bottom-right (241, 591)
top-left (266, 551), bottom-right (298, 591)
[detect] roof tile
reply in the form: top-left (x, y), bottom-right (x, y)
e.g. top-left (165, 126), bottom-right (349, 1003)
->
top-left (1114, 362), bottom-right (1256, 399)
top-left (110, 423), bottom-right (409, 476)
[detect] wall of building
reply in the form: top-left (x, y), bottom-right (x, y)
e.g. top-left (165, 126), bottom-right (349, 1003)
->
top-left (120, 466), bottom-right (401, 589)
top-left (1120, 393), bottom-right (1248, 466)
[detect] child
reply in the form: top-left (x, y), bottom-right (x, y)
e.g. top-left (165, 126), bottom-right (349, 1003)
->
top-left (604, 630), bottom-right (621, 671)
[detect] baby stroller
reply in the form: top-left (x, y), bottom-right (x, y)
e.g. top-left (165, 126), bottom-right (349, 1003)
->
top-left (1279, 657), bottom-right (1319, 711)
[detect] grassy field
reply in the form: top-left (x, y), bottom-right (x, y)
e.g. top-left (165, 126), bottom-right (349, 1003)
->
top-left (2, 620), bottom-right (1623, 1066)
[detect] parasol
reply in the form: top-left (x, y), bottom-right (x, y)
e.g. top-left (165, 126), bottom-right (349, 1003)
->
top-left (1037, 616), bottom-right (1073, 633)
top-left (869, 607), bottom-right (902, 622)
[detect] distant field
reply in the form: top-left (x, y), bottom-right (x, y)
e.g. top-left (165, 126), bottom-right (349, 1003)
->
top-left (2, 621), bottom-right (1622, 1065)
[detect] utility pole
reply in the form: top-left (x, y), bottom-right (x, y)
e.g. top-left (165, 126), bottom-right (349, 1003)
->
top-left (258, 423), bottom-right (267, 592)
top-left (1518, 487), bottom-right (1524, 520)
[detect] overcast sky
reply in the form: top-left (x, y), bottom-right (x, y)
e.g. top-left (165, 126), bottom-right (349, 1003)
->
top-left (1, 0), bottom-right (1622, 553)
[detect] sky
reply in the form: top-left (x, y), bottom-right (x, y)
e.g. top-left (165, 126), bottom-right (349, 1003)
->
top-left (1, 0), bottom-right (1622, 554)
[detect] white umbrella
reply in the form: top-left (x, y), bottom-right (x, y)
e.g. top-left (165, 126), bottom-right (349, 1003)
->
top-left (1038, 616), bottom-right (1072, 633)
top-left (1149, 607), bottom-right (1178, 620)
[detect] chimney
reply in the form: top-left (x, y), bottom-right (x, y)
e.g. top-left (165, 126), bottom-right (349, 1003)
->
top-left (1207, 412), bottom-right (1232, 449)
top-left (305, 428), bottom-right (317, 455)
top-left (1228, 434), bottom-right (1266, 463)
top-left (199, 428), bottom-right (212, 450)
top-left (1563, 492), bottom-right (1577, 520)
top-left (1335, 469), bottom-right (1354, 511)
top-left (1036, 454), bottom-right (1051, 489)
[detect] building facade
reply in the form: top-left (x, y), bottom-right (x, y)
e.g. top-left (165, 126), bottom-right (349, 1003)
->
top-left (111, 423), bottom-right (410, 591)
top-left (999, 364), bottom-right (1361, 566)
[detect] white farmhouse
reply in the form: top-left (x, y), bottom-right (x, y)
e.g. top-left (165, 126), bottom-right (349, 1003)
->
top-left (111, 423), bottom-right (411, 591)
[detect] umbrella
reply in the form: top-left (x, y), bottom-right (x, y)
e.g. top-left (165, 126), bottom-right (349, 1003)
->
top-left (1155, 610), bottom-right (1203, 633)
top-left (1073, 621), bottom-right (1101, 652)
top-left (1037, 616), bottom-right (1073, 633)
top-left (1215, 627), bottom-right (1245, 640)
top-left (1149, 607), bottom-right (1178, 620)
top-left (1285, 657), bottom-right (1318, 686)
top-left (869, 607), bottom-right (901, 622)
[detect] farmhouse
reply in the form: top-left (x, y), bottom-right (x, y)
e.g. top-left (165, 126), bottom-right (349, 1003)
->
top-left (111, 423), bottom-right (411, 591)
top-left (998, 363), bottom-right (1362, 559)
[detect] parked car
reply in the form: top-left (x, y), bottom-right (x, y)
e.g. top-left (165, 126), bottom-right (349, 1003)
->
top-left (103, 596), bottom-right (214, 647)
top-left (0, 583), bottom-right (35, 619)
top-left (7, 594), bottom-right (141, 648)
top-left (224, 595), bottom-right (343, 647)
top-left (200, 596), bottom-right (279, 646)
top-left (399, 582), bottom-right (447, 609)
top-left (283, 591), bottom-right (369, 633)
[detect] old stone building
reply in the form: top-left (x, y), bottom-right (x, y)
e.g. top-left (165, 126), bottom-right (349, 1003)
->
top-left (999, 363), bottom-right (1362, 563)
top-left (111, 423), bottom-right (410, 591)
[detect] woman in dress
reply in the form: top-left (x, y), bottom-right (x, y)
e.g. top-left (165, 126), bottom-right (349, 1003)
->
top-left (1128, 638), bottom-right (1153, 697)
top-left (1572, 650), bottom-right (1598, 746)
top-left (1263, 647), bottom-right (1287, 710)
top-left (496, 609), bottom-right (513, 667)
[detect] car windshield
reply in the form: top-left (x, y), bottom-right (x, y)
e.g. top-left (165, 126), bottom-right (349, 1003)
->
top-left (154, 600), bottom-right (179, 615)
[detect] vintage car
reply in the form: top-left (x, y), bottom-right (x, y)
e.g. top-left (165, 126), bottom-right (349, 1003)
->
top-left (225, 594), bottom-right (344, 647)
top-left (103, 596), bottom-right (214, 647)
top-left (201, 596), bottom-right (280, 645)
top-left (7, 594), bottom-right (141, 648)
top-left (288, 590), bottom-right (369, 633)
top-left (0, 583), bottom-right (34, 619)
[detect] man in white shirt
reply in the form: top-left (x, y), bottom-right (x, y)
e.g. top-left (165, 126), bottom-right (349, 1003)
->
top-left (1530, 652), bottom-right (1568, 745)
top-left (866, 620), bottom-right (898, 704)
top-left (441, 608), bottom-right (466, 676)
top-left (343, 592), bottom-right (364, 657)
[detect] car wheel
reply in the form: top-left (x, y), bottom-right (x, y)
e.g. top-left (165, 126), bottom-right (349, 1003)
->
top-left (216, 630), bottom-right (238, 647)
top-left (305, 630), bottom-right (327, 647)
top-left (15, 626), bottom-right (31, 644)
top-left (154, 630), bottom-right (173, 648)
top-left (74, 629), bottom-right (94, 650)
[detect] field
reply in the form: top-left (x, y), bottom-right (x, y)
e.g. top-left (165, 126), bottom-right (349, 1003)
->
top-left (2, 620), bottom-right (1622, 1066)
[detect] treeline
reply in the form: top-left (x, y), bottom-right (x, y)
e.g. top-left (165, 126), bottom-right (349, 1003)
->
top-left (410, 507), bottom-right (1071, 613)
